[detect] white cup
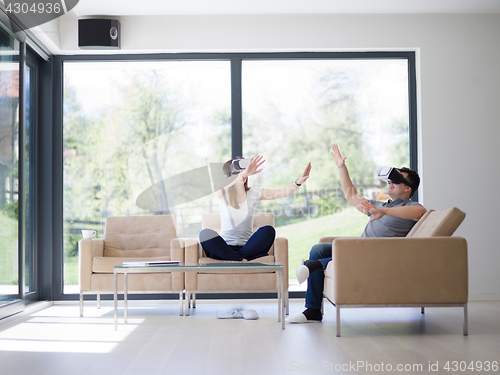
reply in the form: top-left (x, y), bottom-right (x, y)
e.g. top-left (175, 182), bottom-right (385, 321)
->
top-left (82, 230), bottom-right (97, 239)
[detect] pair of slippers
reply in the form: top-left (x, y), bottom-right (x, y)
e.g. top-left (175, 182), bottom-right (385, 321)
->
top-left (217, 309), bottom-right (259, 320)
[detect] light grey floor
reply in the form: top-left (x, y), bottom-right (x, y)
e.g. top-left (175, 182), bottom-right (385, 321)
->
top-left (0, 299), bottom-right (499, 375)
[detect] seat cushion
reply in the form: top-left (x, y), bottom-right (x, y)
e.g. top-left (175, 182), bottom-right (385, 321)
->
top-left (91, 273), bottom-right (176, 292)
top-left (196, 273), bottom-right (278, 290)
top-left (92, 256), bottom-right (171, 273)
top-left (406, 207), bottom-right (466, 238)
top-left (197, 254), bottom-right (275, 270)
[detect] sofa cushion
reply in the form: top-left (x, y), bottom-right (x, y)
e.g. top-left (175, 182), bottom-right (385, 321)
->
top-left (91, 272), bottom-right (175, 292)
top-left (406, 207), bottom-right (466, 238)
top-left (198, 255), bottom-right (275, 273)
top-left (92, 256), bottom-right (172, 273)
top-left (103, 215), bottom-right (177, 257)
top-left (196, 273), bottom-right (278, 290)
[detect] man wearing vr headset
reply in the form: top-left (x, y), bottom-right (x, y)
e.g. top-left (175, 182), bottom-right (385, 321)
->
top-left (287, 144), bottom-right (426, 324)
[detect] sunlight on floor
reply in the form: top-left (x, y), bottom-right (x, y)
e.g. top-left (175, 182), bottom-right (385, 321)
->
top-left (0, 304), bottom-right (143, 354)
top-left (1, 300), bottom-right (498, 375)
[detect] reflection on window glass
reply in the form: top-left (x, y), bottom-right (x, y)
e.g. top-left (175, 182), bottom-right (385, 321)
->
top-left (24, 63), bottom-right (35, 294)
top-left (242, 59), bottom-right (410, 287)
top-left (0, 28), bottom-right (20, 304)
top-left (63, 61), bottom-right (231, 293)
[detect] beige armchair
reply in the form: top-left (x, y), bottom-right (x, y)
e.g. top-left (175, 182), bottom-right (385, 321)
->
top-left (79, 214), bottom-right (184, 316)
top-left (184, 212), bottom-right (289, 314)
top-left (320, 207), bottom-right (468, 336)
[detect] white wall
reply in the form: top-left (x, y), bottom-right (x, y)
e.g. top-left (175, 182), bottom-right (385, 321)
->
top-left (50, 13), bottom-right (500, 300)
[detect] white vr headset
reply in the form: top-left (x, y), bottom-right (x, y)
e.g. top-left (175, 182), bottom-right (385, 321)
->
top-left (377, 167), bottom-right (415, 189)
top-left (228, 158), bottom-right (250, 175)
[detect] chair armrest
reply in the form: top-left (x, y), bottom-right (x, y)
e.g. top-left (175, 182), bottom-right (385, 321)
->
top-left (79, 239), bottom-right (104, 292)
top-left (326, 237), bottom-right (468, 305)
top-left (184, 238), bottom-right (201, 290)
top-left (170, 238), bottom-right (186, 290)
top-left (319, 236), bottom-right (336, 243)
top-left (274, 237), bottom-right (289, 288)
top-left (320, 236), bottom-right (355, 243)
top-left (170, 238), bottom-right (185, 263)
top-left (184, 238), bottom-right (201, 263)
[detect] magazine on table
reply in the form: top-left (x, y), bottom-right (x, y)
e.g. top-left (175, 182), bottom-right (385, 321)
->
top-left (122, 260), bottom-right (180, 267)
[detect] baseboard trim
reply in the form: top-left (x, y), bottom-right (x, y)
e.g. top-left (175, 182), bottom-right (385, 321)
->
top-left (469, 293), bottom-right (500, 301)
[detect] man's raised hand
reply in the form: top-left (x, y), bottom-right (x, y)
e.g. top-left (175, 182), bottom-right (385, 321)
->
top-left (331, 144), bottom-right (347, 169)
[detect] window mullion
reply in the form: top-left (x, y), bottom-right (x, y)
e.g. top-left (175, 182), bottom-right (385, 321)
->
top-left (231, 57), bottom-right (243, 158)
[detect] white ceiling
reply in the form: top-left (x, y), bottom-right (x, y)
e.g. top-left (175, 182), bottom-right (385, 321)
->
top-left (72, 0), bottom-right (500, 17)
top-left (30, 0), bottom-right (500, 55)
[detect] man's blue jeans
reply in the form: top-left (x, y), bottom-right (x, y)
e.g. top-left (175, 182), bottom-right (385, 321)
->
top-left (304, 242), bottom-right (332, 310)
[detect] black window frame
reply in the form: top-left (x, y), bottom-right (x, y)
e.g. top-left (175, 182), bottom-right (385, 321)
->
top-left (0, 11), bottom-right (50, 319)
top-left (23, 46), bottom-right (40, 303)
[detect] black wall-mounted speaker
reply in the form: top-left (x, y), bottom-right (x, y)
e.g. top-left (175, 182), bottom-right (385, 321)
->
top-left (78, 19), bottom-right (120, 50)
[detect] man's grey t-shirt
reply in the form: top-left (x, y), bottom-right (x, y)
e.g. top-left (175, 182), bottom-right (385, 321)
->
top-left (361, 198), bottom-right (423, 238)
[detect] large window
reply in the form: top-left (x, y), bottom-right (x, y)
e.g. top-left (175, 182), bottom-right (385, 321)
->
top-left (63, 60), bottom-right (231, 293)
top-left (0, 26), bottom-right (20, 312)
top-left (62, 53), bottom-right (416, 294)
top-left (242, 59), bottom-right (410, 286)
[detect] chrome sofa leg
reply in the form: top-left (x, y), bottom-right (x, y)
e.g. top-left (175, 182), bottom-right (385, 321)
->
top-left (97, 293), bottom-right (101, 309)
top-left (285, 291), bottom-right (289, 315)
top-left (463, 304), bottom-right (468, 336)
top-left (185, 292), bottom-right (190, 316)
top-left (179, 291), bottom-right (183, 316)
top-left (336, 305), bottom-right (341, 337)
top-left (80, 292), bottom-right (84, 317)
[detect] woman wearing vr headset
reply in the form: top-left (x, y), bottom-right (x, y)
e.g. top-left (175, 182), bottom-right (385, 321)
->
top-left (199, 156), bottom-right (311, 261)
top-left (287, 144), bottom-right (427, 324)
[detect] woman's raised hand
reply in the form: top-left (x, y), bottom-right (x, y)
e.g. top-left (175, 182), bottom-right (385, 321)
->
top-left (296, 162), bottom-right (312, 185)
top-left (242, 155), bottom-right (265, 177)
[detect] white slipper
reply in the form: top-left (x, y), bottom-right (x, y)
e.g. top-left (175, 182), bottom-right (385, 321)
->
top-left (285, 312), bottom-right (322, 324)
top-left (241, 309), bottom-right (259, 320)
top-left (295, 259), bottom-right (310, 284)
top-left (217, 309), bottom-right (243, 319)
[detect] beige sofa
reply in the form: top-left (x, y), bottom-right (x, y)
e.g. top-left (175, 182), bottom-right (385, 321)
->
top-left (79, 215), bottom-right (184, 316)
top-left (183, 212), bottom-right (289, 314)
top-left (320, 207), bottom-right (468, 336)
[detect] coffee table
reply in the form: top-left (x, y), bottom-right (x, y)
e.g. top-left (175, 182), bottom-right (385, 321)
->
top-left (114, 262), bottom-right (285, 330)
